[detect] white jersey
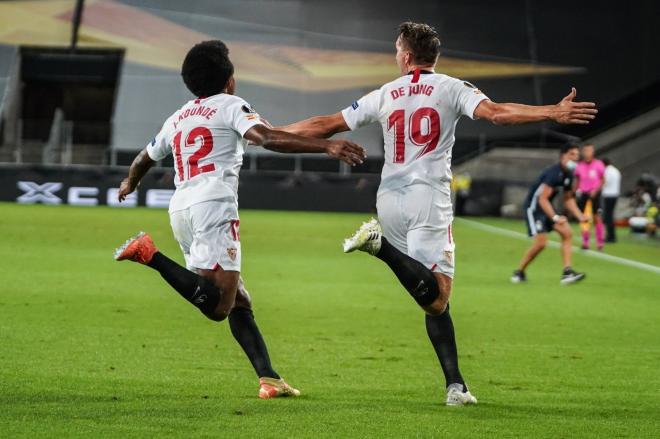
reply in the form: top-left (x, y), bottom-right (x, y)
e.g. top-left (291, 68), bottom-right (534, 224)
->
top-left (146, 93), bottom-right (264, 212)
top-left (602, 165), bottom-right (621, 197)
top-left (341, 72), bottom-right (489, 196)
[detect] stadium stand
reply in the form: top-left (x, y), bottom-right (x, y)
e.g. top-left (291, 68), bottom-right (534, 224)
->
top-left (1, 0), bottom-right (658, 215)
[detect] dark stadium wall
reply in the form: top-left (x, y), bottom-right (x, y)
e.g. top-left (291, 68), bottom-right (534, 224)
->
top-left (198, 0), bottom-right (659, 107)
top-left (2, 163), bottom-right (514, 215)
top-left (109, 0), bottom-right (660, 153)
top-left (147, 1), bottom-right (658, 103)
top-left (3, 0), bottom-right (658, 158)
top-left (0, 165), bottom-right (381, 213)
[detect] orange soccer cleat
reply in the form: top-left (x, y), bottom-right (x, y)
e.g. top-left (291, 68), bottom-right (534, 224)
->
top-left (113, 232), bottom-right (158, 265)
top-left (258, 377), bottom-right (301, 399)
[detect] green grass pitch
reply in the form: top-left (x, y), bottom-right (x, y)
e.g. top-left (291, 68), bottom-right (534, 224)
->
top-left (1, 203), bottom-right (659, 438)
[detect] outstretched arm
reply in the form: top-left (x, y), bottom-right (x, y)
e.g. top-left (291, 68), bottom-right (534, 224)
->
top-left (244, 124), bottom-right (365, 165)
top-left (118, 148), bottom-right (156, 202)
top-left (277, 112), bottom-right (350, 139)
top-left (474, 88), bottom-right (597, 126)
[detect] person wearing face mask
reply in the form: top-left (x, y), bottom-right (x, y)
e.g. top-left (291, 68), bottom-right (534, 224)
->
top-left (512, 144), bottom-right (589, 285)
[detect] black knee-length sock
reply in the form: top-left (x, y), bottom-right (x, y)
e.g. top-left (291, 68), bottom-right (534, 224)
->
top-left (229, 307), bottom-right (280, 379)
top-left (425, 305), bottom-right (466, 390)
top-left (147, 252), bottom-right (221, 317)
top-left (375, 237), bottom-right (439, 307)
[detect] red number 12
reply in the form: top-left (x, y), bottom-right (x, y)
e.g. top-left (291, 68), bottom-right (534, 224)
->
top-left (173, 127), bottom-right (216, 181)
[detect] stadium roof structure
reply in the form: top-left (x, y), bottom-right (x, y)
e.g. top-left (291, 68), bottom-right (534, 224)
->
top-left (0, 0), bottom-right (582, 92)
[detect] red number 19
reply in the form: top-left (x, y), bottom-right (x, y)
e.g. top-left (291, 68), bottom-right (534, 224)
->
top-left (387, 107), bottom-right (440, 163)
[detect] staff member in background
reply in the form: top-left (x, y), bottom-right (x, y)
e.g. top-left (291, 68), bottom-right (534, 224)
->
top-left (601, 158), bottom-right (621, 243)
top-left (511, 144), bottom-right (588, 285)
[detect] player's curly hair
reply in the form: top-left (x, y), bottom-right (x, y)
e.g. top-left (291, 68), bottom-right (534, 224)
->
top-left (181, 40), bottom-right (234, 98)
top-left (397, 22), bottom-right (441, 65)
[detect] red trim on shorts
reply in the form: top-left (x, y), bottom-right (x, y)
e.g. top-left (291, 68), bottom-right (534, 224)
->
top-left (212, 263), bottom-right (220, 271)
top-left (448, 224), bottom-right (453, 244)
top-left (230, 220), bottom-right (240, 241)
top-left (431, 263), bottom-right (438, 271)
top-left (411, 68), bottom-right (421, 83)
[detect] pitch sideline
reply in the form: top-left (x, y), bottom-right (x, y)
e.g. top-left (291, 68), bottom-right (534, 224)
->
top-left (456, 218), bottom-right (660, 275)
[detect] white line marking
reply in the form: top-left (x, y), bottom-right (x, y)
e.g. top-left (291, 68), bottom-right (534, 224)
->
top-left (456, 218), bottom-right (660, 275)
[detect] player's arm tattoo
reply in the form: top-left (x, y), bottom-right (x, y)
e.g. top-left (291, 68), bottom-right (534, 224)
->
top-left (118, 148), bottom-right (156, 201)
top-left (127, 148), bottom-right (155, 187)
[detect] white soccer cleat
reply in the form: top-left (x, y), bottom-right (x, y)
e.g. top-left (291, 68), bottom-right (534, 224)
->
top-left (342, 218), bottom-right (382, 255)
top-left (446, 383), bottom-right (477, 406)
top-left (510, 270), bottom-right (527, 283)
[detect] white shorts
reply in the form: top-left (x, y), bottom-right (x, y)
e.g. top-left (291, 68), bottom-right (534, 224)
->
top-left (377, 184), bottom-right (455, 277)
top-left (169, 199), bottom-right (241, 272)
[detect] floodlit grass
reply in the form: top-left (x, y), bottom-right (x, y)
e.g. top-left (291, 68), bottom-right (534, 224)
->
top-left (1, 203), bottom-right (659, 438)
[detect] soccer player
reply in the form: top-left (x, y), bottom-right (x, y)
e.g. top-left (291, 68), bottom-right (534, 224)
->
top-left (279, 22), bottom-right (597, 406)
top-left (113, 40), bottom-right (366, 399)
top-left (574, 144), bottom-right (606, 250)
top-left (511, 144), bottom-right (589, 284)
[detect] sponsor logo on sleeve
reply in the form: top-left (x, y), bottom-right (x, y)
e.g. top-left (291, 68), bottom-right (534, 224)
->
top-left (151, 137), bottom-right (156, 146)
top-left (463, 81), bottom-right (482, 95)
top-left (241, 104), bottom-right (256, 114)
top-left (242, 104), bottom-right (260, 121)
top-left (351, 101), bottom-right (359, 110)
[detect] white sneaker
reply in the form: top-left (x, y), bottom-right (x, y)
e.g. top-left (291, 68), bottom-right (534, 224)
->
top-left (510, 270), bottom-right (527, 283)
top-left (446, 383), bottom-right (477, 406)
top-left (560, 268), bottom-right (586, 285)
top-left (342, 218), bottom-right (382, 255)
